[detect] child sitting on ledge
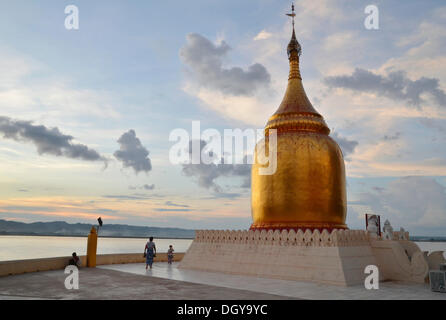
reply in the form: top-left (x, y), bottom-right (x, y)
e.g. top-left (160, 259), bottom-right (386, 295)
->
top-left (68, 252), bottom-right (81, 268)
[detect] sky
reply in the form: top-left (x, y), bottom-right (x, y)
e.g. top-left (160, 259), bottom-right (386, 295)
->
top-left (0, 0), bottom-right (445, 236)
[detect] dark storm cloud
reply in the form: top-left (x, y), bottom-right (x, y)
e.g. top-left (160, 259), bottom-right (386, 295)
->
top-left (331, 131), bottom-right (358, 158)
top-left (324, 68), bottom-right (446, 108)
top-left (114, 130), bottom-right (152, 174)
top-left (182, 140), bottom-right (251, 193)
top-left (0, 116), bottom-right (106, 163)
top-left (180, 33), bottom-right (271, 96)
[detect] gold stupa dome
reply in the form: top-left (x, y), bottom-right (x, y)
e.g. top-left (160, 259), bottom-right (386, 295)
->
top-left (250, 10), bottom-right (347, 231)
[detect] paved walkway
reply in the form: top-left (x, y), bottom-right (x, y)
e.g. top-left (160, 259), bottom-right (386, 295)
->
top-left (1, 262), bottom-right (445, 300)
top-left (99, 262), bottom-right (446, 300)
top-left (0, 265), bottom-right (292, 300)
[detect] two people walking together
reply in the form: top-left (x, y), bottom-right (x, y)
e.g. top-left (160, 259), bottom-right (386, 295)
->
top-left (144, 237), bottom-right (175, 269)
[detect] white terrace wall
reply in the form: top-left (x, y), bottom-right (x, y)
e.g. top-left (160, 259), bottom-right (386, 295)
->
top-left (179, 229), bottom-right (377, 286)
top-left (370, 240), bottom-right (429, 283)
top-left (0, 252), bottom-right (185, 277)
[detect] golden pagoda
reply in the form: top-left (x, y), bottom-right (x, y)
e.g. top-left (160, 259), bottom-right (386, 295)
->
top-left (180, 7), bottom-right (431, 288)
top-left (250, 5), bottom-right (347, 231)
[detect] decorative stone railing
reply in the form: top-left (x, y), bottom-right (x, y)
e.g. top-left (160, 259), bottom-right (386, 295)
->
top-left (193, 229), bottom-right (371, 247)
top-left (182, 229), bottom-right (425, 285)
top-left (392, 230), bottom-right (410, 240)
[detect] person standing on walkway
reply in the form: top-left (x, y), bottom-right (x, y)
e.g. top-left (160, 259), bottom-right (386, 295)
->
top-left (167, 245), bottom-right (174, 264)
top-left (144, 237), bottom-right (156, 270)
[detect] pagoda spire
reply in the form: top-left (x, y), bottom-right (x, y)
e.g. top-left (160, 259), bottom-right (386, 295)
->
top-left (286, 4), bottom-right (302, 79)
top-left (264, 4), bottom-right (329, 135)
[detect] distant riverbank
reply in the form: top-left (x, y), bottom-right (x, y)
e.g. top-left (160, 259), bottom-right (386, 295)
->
top-left (0, 232), bottom-right (194, 240)
top-left (0, 219), bottom-right (195, 239)
top-left (410, 236), bottom-right (446, 242)
top-left (0, 235), bottom-right (193, 262)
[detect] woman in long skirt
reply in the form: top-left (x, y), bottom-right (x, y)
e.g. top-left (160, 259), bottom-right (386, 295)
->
top-left (144, 237), bottom-right (156, 269)
top-left (167, 245), bottom-right (174, 264)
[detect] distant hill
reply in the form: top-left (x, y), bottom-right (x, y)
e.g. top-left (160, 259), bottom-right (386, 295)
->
top-left (0, 219), bottom-right (195, 239)
top-left (410, 235), bottom-right (446, 242)
top-left (1, 220), bottom-right (443, 242)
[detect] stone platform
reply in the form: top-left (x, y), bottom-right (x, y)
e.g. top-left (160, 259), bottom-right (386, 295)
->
top-left (0, 263), bottom-right (291, 300)
top-left (179, 229), bottom-right (434, 286)
top-left (0, 262), bottom-right (444, 300)
top-left (100, 263), bottom-right (445, 300)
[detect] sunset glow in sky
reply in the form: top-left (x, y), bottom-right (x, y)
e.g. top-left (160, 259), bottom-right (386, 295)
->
top-left (0, 0), bottom-right (445, 235)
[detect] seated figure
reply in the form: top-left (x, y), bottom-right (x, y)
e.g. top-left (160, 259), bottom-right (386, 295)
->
top-left (68, 252), bottom-right (81, 268)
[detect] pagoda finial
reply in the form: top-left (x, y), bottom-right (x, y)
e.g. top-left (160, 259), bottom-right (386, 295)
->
top-left (286, 3), bottom-right (296, 29)
top-left (286, 3), bottom-right (301, 59)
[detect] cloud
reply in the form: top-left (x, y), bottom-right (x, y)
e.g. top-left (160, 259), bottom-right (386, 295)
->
top-left (165, 201), bottom-right (189, 208)
top-left (114, 130), bottom-right (152, 174)
top-left (383, 132), bottom-right (401, 141)
top-left (331, 131), bottom-right (358, 158)
top-left (323, 68), bottom-right (446, 108)
top-left (0, 49), bottom-right (121, 124)
top-left (129, 184), bottom-right (156, 190)
top-left (154, 208), bottom-right (192, 212)
top-left (102, 194), bottom-right (150, 200)
top-left (0, 116), bottom-right (106, 163)
top-left (181, 140), bottom-right (251, 193)
top-left (381, 9), bottom-right (446, 81)
top-left (292, 0), bottom-right (346, 39)
top-left (102, 194), bottom-right (163, 200)
top-left (418, 118), bottom-right (446, 134)
top-left (201, 192), bottom-right (245, 200)
top-left (180, 33), bottom-right (271, 96)
top-left (356, 176), bottom-right (446, 235)
top-left (0, 200), bottom-right (123, 221)
top-left (184, 84), bottom-right (275, 126)
top-left (254, 30), bottom-right (273, 41)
